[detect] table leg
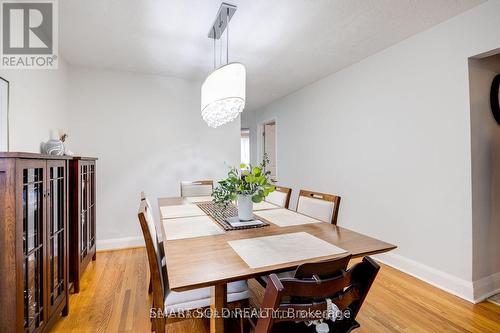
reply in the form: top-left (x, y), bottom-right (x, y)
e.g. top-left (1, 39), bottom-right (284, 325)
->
top-left (210, 283), bottom-right (227, 333)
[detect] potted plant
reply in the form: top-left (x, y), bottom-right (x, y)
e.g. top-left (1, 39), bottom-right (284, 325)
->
top-left (212, 155), bottom-right (275, 221)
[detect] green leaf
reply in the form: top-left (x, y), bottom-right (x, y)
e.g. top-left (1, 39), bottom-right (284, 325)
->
top-left (252, 195), bottom-right (263, 203)
top-left (252, 167), bottom-right (261, 176)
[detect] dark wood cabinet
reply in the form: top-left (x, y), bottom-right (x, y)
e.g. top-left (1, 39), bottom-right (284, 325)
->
top-left (0, 153), bottom-right (70, 333)
top-left (69, 157), bottom-right (97, 293)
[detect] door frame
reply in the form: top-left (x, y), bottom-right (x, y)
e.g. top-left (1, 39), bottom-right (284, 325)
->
top-left (257, 117), bottom-right (278, 181)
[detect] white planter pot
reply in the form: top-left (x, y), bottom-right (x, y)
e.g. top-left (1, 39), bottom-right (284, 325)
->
top-left (237, 194), bottom-right (254, 221)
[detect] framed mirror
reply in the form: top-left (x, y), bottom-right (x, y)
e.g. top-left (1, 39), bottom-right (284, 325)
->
top-left (0, 77), bottom-right (8, 151)
top-left (492, 74), bottom-right (500, 125)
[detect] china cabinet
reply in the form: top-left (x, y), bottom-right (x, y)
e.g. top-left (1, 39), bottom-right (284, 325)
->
top-left (0, 153), bottom-right (70, 333)
top-left (69, 157), bottom-right (97, 293)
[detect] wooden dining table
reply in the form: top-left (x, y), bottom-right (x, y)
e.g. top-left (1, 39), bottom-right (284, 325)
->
top-left (158, 196), bottom-right (396, 333)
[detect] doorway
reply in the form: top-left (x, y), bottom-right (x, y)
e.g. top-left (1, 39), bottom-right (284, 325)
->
top-left (262, 120), bottom-right (277, 181)
top-left (241, 128), bottom-right (250, 165)
top-left (468, 50), bottom-right (500, 302)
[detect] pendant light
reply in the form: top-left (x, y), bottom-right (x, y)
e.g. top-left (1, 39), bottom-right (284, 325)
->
top-left (201, 3), bottom-right (246, 128)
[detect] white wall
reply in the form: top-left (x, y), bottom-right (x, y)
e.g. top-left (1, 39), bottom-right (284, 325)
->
top-left (250, 0), bottom-right (500, 302)
top-left (0, 59), bottom-right (69, 152)
top-left (67, 67), bottom-right (240, 248)
top-left (469, 57), bottom-right (500, 299)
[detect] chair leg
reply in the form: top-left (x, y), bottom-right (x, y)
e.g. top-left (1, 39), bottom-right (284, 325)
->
top-left (154, 317), bottom-right (166, 333)
top-left (239, 316), bottom-right (245, 333)
top-left (151, 318), bottom-right (156, 332)
top-left (148, 276), bottom-right (153, 294)
top-left (240, 299), bottom-right (250, 333)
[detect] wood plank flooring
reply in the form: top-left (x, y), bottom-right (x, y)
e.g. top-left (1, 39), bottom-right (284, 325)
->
top-left (51, 248), bottom-right (500, 333)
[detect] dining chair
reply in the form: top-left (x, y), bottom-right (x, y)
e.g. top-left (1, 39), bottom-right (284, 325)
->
top-left (140, 192), bottom-right (165, 294)
top-left (255, 189), bottom-right (341, 287)
top-left (296, 189), bottom-right (341, 225)
top-left (180, 179), bottom-right (213, 197)
top-left (249, 256), bottom-right (379, 333)
top-left (265, 185), bottom-right (292, 208)
top-left (137, 197), bottom-right (249, 333)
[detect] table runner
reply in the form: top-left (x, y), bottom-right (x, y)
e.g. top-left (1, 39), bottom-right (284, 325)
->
top-left (196, 202), bottom-right (270, 231)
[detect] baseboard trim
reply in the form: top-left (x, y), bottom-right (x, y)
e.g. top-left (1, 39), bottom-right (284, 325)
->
top-left (473, 271), bottom-right (500, 303)
top-left (374, 252), bottom-right (475, 303)
top-left (96, 236), bottom-right (145, 251)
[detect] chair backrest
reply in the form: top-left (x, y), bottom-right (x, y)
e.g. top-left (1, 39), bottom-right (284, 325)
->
top-left (265, 185), bottom-right (292, 208)
top-left (296, 189), bottom-right (341, 224)
top-left (180, 180), bottom-right (213, 197)
top-left (138, 197), bottom-right (166, 311)
top-left (255, 256), bottom-right (379, 333)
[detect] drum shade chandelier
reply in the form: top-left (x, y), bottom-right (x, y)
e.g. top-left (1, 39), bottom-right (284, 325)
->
top-left (201, 3), bottom-right (246, 128)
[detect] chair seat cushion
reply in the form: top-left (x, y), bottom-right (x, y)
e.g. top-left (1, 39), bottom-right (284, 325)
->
top-left (165, 280), bottom-right (248, 312)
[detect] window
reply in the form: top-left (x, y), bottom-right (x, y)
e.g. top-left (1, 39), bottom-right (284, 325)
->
top-left (241, 128), bottom-right (250, 165)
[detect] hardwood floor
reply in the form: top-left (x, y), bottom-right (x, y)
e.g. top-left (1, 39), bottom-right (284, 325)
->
top-left (51, 248), bottom-right (500, 333)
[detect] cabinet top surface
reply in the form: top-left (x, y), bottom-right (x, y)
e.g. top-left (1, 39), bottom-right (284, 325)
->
top-left (0, 152), bottom-right (98, 160)
top-left (0, 152), bottom-right (73, 160)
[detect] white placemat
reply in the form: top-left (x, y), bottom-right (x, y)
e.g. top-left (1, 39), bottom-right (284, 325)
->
top-left (254, 208), bottom-right (321, 227)
top-left (163, 215), bottom-right (224, 240)
top-left (253, 201), bottom-right (280, 211)
top-left (160, 204), bottom-right (206, 219)
top-left (185, 196), bottom-right (213, 203)
top-left (228, 232), bottom-right (347, 268)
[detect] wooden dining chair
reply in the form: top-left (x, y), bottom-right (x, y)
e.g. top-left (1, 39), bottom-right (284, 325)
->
top-left (249, 256), bottom-right (379, 333)
top-left (296, 189), bottom-right (341, 224)
top-left (140, 192), bottom-right (166, 294)
top-left (256, 189), bottom-right (341, 288)
top-left (138, 197), bottom-right (249, 333)
top-left (265, 185), bottom-right (292, 208)
top-left (180, 179), bottom-right (213, 197)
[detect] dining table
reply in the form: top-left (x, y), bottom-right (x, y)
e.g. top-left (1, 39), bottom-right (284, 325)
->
top-left (158, 196), bottom-right (396, 333)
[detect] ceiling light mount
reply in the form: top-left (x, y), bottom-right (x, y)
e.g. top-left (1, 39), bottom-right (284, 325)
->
top-left (208, 3), bottom-right (237, 40)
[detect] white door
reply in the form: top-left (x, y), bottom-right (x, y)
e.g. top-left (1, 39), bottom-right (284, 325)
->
top-left (263, 122), bottom-right (277, 180)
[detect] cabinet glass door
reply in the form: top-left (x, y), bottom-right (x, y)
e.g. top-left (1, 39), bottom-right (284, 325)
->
top-left (48, 164), bottom-right (65, 311)
top-left (88, 163), bottom-right (95, 249)
top-left (22, 167), bottom-right (45, 333)
top-left (80, 164), bottom-right (88, 260)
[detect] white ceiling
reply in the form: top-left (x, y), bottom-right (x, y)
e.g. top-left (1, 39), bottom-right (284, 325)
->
top-left (60, 0), bottom-right (484, 110)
